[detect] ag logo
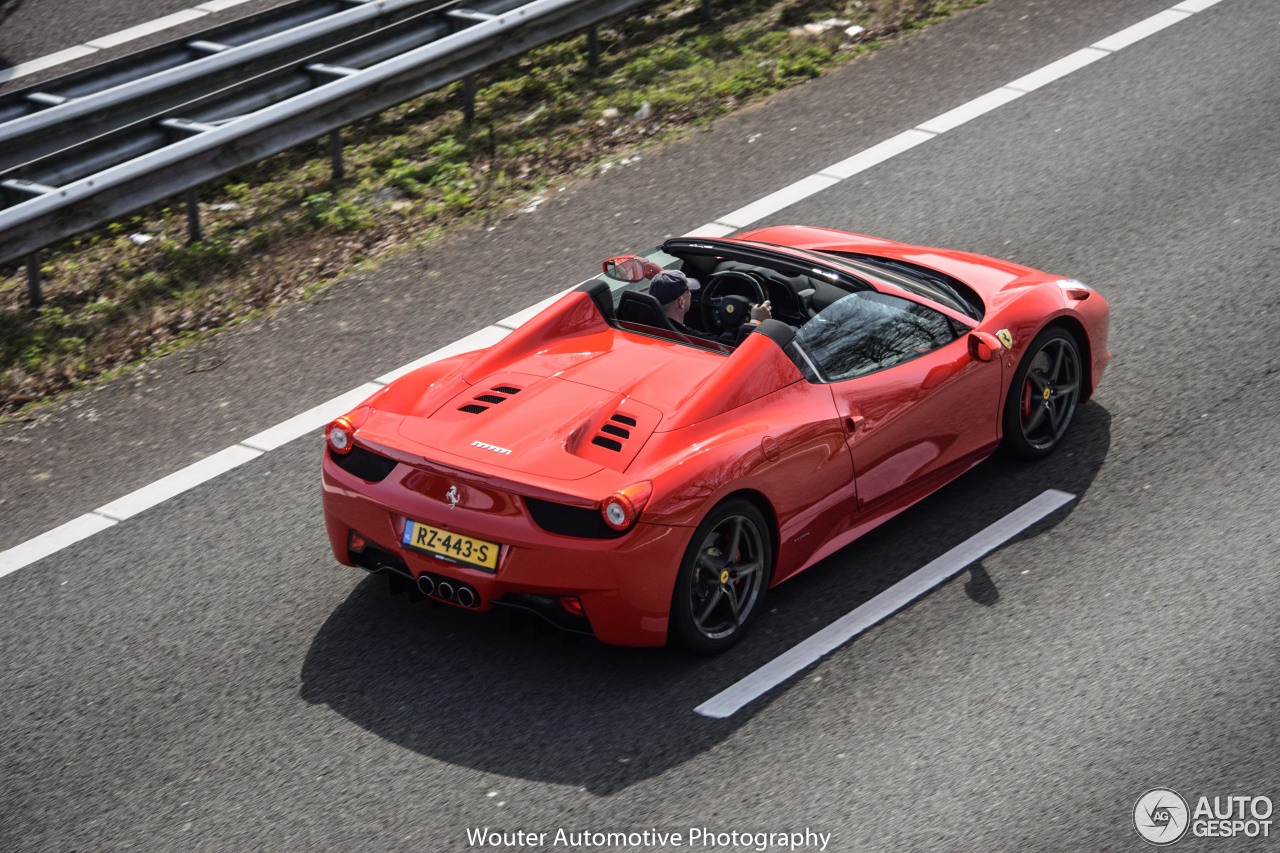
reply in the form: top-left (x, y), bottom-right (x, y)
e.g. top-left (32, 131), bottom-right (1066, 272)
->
top-left (996, 329), bottom-right (1014, 349)
top-left (1134, 789), bottom-right (1189, 845)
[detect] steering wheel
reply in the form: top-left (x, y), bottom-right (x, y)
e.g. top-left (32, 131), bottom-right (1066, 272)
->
top-left (701, 269), bottom-right (768, 334)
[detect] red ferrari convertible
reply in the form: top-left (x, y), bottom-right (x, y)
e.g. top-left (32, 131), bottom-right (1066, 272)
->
top-left (321, 226), bottom-right (1109, 652)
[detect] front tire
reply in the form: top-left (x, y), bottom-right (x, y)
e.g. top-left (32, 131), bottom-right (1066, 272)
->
top-left (1002, 326), bottom-right (1083, 459)
top-left (670, 499), bottom-right (772, 654)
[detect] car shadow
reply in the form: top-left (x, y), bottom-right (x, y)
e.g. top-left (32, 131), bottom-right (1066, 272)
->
top-left (299, 404), bottom-right (1111, 794)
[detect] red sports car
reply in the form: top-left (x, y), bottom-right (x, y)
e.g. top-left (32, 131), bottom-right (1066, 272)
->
top-left (321, 226), bottom-right (1109, 652)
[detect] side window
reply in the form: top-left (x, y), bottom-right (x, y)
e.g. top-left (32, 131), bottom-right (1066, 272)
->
top-left (795, 291), bottom-right (958, 382)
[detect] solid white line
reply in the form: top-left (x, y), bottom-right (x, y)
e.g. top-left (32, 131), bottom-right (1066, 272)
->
top-left (240, 382), bottom-right (384, 452)
top-left (1092, 9), bottom-right (1192, 52)
top-left (820, 128), bottom-right (936, 180)
top-left (85, 10), bottom-right (211, 50)
top-left (717, 174), bottom-right (844, 230)
top-left (0, 0), bottom-right (1230, 578)
top-left (916, 86), bottom-right (1025, 135)
top-left (0, 0), bottom-right (258, 82)
top-left (373, 325), bottom-right (511, 385)
top-left (0, 47), bottom-right (101, 83)
top-left (694, 490), bottom-right (1076, 719)
top-left (94, 445), bottom-right (263, 521)
top-left (0, 514), bottom-right (118, 579)
top-left (1005, 47), bottom-right (1112, 94)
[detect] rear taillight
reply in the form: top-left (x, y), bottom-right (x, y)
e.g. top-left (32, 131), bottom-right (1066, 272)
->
top-left (600, 481), bottom-right (653, 531)
top-left (326, 416), bottom-right (355, 455)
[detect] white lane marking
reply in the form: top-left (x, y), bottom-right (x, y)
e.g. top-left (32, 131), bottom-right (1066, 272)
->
top-left (0, 0), bottom-right (257, 82)
top-left (0, 514), bottom-right (117, 580)
top-left (1093, 9), bottom-right (1192, 52)
top-left (373, 325), bottom-right (511, 385)
top-left (0, 0), bottom-right (1230, 577)
top-left (93, 445), bottom-right (263, 521)
top-left (84, 10), bottom-right (211, 50)
top-left (694, 490), bottom-right (1076, 719)
top-left (916, 86), bottom-right (1025, 135)
top-left (1005, 48), bottom-right (1111, 94)
top-left (820, 128), bottom-right (936, 180)
top-left (495, 287), bottom-right (576, 330)
top-left (716, 174), bottom-right (844, 230)
top-left (241, 382), bottom-right (384, 452)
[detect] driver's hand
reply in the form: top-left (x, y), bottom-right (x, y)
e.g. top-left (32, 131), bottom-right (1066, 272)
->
top-left (751, 300), bottom-right (772, 322)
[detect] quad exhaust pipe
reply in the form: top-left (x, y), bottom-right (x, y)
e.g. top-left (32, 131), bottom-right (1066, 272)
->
top-left (416, 573), bottom-right (435, 596)
top-left (456, 586), bottom-right (477, 608)
top-left (436, 580), bottom-right (455, 601)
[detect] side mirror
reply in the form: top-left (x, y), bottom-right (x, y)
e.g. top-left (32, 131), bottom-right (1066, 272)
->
top-left (967, 331), bottom-right (1003, 363)
top-left (602, 255), bottom-right (662, 282)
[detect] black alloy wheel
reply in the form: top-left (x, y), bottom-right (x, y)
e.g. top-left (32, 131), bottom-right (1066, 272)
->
top-left (671, 499), bottom-right (771, 654)
top-left (1002, 326), bottom-right (1083, 459)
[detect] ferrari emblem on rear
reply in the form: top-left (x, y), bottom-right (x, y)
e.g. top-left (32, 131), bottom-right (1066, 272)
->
top-left (445, 485), bottom-right (460, 509)
top-left (996, 329), bottom-right (1014, 349)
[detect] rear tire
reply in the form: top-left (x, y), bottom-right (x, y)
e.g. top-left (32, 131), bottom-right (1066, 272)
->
top-left (670, 499), bottom-right (772, 654)
top-left (1002, 326), bottom-right (1083, 459)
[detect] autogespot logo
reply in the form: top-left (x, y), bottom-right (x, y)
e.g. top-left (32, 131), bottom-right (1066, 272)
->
top-left (1135, 789), bottom-right (1190, 845)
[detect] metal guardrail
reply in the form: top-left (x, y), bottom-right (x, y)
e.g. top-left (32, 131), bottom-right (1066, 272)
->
top-left (0, 0), bottom-right (710, 307)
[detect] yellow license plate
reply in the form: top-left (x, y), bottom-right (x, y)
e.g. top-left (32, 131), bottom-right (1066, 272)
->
top-left (401, 519), bottom-right (500, 572)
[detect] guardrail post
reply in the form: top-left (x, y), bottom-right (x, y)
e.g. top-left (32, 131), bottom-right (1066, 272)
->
top-left (185, 188), bottom-right (203, 244)
top-left (586, 26), bottom-right (599, 70)
top-left (463, 75), bottom-right (477, 124)
top-left (328, 128), bottom-right (345, 179)
top-left (26, 253), bottom-right (42, 311)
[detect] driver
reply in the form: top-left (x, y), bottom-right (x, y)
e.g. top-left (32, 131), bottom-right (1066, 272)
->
top-left (651, 269), bottom-right (770, 339)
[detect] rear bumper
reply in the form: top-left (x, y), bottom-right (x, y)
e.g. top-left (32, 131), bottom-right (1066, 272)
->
top-left (322, 455), bottom-right (690, 646)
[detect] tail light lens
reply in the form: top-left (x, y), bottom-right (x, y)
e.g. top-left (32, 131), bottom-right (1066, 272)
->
top-left (326, 417), bottom-right (355, 455)
top-left (600, 481), bottom-right (653, 531)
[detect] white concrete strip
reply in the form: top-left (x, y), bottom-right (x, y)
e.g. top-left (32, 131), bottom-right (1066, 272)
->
top-left (2, 0), bottom-right (260, 81)
top-left (1005, 47), bottom-right (1112, 94)
top-left (916, 86), bottom-right (1025, 135)
top-left (240, 382), bottom-right (384, 452)
top-left (1092, 9), bottom-right (1192, 52)
top-left (690, 222), bottom-right (738, 239)
top-left (0, 0), bottom-right (1229, 578)
top-left (495, 287), bottom-right (575, 330)
top-left (373, 325), bottom-right (511, 385)
top-left (820, 128), bottom-right (937, 180)
top-left (85, 9), bottom-right (211, 50)
top-left (195, 0), bottom-right (258, 12)
top-left (717, 174), bottom-right (844, 230)
top-left (94, 445), bottom-right (263, 521)
top-left (0, 47), bottom-right (100, 83)
top-left (694, 489), bottom-right (1076, 719)
top-left (0, 514), bottom-right (118, 580)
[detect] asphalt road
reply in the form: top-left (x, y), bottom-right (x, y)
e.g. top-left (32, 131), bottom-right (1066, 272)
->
top-left (3, 0), bottom-right (1279, 850)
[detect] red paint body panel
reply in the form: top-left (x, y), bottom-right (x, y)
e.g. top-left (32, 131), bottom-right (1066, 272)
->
top-left (321, 227), bottom-right (1111, 646)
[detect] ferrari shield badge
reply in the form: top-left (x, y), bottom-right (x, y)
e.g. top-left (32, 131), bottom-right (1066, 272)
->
top-left (996, 329), bottom-right (1014, 349)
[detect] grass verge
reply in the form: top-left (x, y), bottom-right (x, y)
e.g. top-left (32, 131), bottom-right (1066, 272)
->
top-left (0, 0), bottom-right (986, 418)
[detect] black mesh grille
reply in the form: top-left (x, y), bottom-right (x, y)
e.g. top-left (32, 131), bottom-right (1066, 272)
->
top-left (591, 436), bottom-right (623, 452)
top-left (459, 403), bottom-right (488, 414)
top-left (330, 445), bottom-right (398, 482)
top-left (492, 385), bottom-right (522, 395)
top-left (600, 423), bottom-right (630, 438)
top-left (610, 413), bottom-right (637, 427)
top-left (475, 394), bottom-right (506, 404)
top-left (524, 497), bottom-right (627, 539)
